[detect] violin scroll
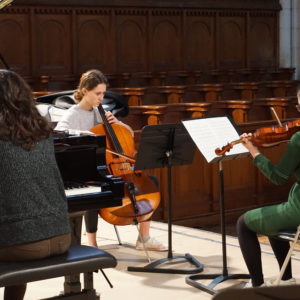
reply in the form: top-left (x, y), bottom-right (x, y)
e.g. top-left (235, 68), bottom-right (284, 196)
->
top-left (215, 143), bottom-right (234, 156)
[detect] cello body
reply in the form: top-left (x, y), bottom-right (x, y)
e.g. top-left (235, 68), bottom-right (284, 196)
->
top-left (90, 122), bottom-right (160, 226)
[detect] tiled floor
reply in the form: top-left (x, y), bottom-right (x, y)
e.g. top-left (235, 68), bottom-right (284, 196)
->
top-left (1, 218), bottom-right (300, 300)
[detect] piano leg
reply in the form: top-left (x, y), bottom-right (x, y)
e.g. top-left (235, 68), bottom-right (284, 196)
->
top-left (69, 212), bottom-right (84, 245)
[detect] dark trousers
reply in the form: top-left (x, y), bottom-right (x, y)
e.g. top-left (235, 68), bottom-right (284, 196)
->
top-left (0, 233), bottom-right (71, 300)
top-left (237, 214), bottom-right (292, 287)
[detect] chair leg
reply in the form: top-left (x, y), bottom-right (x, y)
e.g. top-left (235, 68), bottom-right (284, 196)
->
top-left (113, 225), bottom-right (122, 245)
top-left (274, 225), bottom-right (300, 285)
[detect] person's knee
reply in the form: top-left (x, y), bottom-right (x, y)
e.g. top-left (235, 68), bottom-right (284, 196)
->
top-left (236, 214), bottom-right (246, 236)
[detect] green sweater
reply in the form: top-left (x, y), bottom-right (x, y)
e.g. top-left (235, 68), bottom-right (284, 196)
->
top-left (0, 137), bottom-right (70, 248)
top-left (244, 131), bottom-right (300, 236)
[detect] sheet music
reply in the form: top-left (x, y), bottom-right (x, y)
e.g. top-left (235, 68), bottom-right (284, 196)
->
top-left (182, 116), bottom-right (249, 163)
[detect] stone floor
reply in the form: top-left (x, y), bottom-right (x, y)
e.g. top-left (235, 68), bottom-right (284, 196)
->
top-left (1, 218), bottom-right (300, 300)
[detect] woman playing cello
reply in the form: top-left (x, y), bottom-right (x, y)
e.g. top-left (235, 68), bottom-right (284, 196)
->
top-left (55, 69), bottom-right (166, 251)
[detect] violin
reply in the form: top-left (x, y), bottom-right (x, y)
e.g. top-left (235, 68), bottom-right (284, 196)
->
top-left (215, 118), bottom-right (300, 156)
top-left (90, 105), bottom-right (160, 226)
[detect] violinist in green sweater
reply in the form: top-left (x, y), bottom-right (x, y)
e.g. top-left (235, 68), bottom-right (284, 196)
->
top-left (237, 92), bottom-right (300, 288)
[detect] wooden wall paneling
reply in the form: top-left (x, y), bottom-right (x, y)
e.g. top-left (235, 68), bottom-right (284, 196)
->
top-left (221, 156), bottom-right (257, 211)
top-left (185, 12), bottom-right (215, 71)
top-left (248, 12), bottom-right (278, 68)
top-left (150, 9), bottom-right (182, 71)
top-left (71, 9), bottom-right (78, 77)
top-left (286, 96), bottom-right (298, 119)
top-left (0, 8), bottom-right (30, 76)
top-left (115, 9), bottom-right (148, 72)
top-left (76, 8), bottom-right (112, 75)
top-left (13, 0), bottom-right (282, 10)
top-left (168, 151), bottom-right (214, 222)
top-left (34, 9), bottom-right (72, 77)
top-left (213, 100), bottom-right (252, 123)
top-left (217, 11), bottom-right (246, 69)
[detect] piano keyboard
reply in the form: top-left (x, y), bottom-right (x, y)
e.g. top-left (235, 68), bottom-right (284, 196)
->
top-left (65, 185), bottom-right (102, 197)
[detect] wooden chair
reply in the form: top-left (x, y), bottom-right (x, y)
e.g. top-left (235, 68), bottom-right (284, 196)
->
top-left (273, 225), bottom-right (300, 285)
top-left (212, 100), bottom-right (252, 123)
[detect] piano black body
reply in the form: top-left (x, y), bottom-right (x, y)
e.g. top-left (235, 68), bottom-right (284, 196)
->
top-left (54, 133), bottom-right (124, 213)
top-left (53, 133), bottom-right (124, 244)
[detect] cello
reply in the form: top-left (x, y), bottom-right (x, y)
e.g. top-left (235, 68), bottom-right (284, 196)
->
top-left (90, 105), bottom-right (160, 226)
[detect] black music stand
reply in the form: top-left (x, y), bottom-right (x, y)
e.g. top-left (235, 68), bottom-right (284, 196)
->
top-left (127, 123), bottom-right (204, 274)
top-left (182, 116), bottom-right (250, 295)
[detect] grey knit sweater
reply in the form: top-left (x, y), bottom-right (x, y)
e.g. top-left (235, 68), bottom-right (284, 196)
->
top-left (0, 137), bottom-right (70, 248)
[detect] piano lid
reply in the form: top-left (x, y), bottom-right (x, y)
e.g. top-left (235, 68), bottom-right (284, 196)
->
top-left (54, 134), bottom-right (106, 183)
top-left (36, 90), bottom-right (128, 117)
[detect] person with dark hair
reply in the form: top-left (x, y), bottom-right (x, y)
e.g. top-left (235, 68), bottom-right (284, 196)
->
top-left (55, 69), bottom-right (167, 251)
top-left (0, 69), bottom-right (71, 300)
top-left (237, 92), bottom-right (300, 288)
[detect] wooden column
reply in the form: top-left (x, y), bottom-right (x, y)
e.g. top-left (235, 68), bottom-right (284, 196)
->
top-left (230, 82), bottom-right (259, 100)
top-left (187, 84), bottom-right (223, 102)
top-left (213, 100), bottom-right (252, 123)
top-left (253, 97), bottom-right (290, 120)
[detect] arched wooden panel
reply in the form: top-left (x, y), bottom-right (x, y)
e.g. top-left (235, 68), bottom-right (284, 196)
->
top-left (35, 15), bottom-right (71, 75)
top-left (151, 16), bottom-right (181, 71)
top-left (249, 16), bottom-right (276, 68)
top-left (77, 19), bottom-right (109, 73)
top-left (116, 18), bottom-right (147, 72)
top-left (0, 16), bottom-right (29, 74)
top-left (185, 17), bottom-right (214, 70)
top-left (218, 17), bottom-right (245, 69)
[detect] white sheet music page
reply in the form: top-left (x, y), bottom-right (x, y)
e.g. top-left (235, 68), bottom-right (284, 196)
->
top-left (182, 116), bottom-right (249, 163)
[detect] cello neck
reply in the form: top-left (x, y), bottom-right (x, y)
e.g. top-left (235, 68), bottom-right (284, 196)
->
top-left (97, 104), bottom-right (124, 154)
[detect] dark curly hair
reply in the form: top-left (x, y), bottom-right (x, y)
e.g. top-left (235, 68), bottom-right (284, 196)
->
top-left (74, 69), bottom-right (108, 102)
top-left (0, 69), bottom-right (51, 150)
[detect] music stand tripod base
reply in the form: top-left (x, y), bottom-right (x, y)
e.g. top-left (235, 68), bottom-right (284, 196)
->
top-left (185, 159), bottom-right (250, 295)
top-left (128, 253), bottom-right (204, 274)
top-left (186, 273), bottom-right (250, 295)
top-left (127, 123), bottom-right (203, 275)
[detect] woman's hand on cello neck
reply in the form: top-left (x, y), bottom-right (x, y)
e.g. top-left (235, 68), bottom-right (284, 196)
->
top-left (105, 111), bottom-right (119, 124)
top-left (105, 111), bottom-right (134, 137)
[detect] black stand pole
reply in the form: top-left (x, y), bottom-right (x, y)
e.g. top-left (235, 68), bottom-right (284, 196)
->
top-left (185, 160), bottom-right (250, 294)
top-left (127, 124), bottom-right (203, 274)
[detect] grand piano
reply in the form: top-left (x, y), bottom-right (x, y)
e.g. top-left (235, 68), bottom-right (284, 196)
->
top-left (53, 132), bottom-right (124, 243)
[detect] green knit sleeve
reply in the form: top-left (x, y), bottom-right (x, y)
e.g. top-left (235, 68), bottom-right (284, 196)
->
top-left (253, 132), bottom-right (300, 185)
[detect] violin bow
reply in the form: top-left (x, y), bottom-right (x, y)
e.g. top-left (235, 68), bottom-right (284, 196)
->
top-left (270, 107), bottom-right (283, 127)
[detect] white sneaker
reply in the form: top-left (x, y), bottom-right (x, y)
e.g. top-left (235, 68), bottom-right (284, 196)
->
top-left (136, 237), bottom-right (168, 251)
top-left (266, 277), bottom-right (296, 286)
top-left (243, 280), bottom-right (266, 288)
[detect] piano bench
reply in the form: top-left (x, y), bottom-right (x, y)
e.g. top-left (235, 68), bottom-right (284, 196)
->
top-left (0, 244), bottom-right (117, 300)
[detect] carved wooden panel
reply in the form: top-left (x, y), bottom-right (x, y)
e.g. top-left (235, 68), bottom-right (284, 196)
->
top-left (115, 10), bottom-right (148, 72)
top-left (150, 10), bottom-right (182, 71)
top-left (218, 13), bottom-right (246, 69)
top-left (248, 12), bottom-right (278, 68)
top-left (185, 13), bottom-right (215, 70)
top-left (34, 11), bottom-right (72, 76)
top-left (0, 1), bottom-right (280, 90)
top-left (0, 10), bottom-right (30, 75)
top-left (77, 9), bottom-right (112, 74)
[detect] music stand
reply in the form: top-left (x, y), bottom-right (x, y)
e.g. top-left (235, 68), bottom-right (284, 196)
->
top-left (182, 116), bottom-right (250, 295)
top-left (127, 123), bottom-right (204, 274)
